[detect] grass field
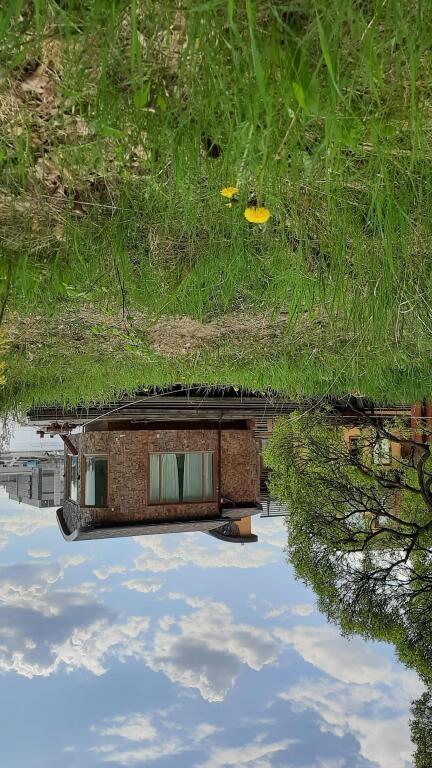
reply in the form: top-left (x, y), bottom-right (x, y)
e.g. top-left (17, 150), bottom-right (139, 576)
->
top-left (2, 0), bottom-right (432, 411)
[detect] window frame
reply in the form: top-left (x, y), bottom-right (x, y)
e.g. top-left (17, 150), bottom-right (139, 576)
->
top-left (82, 454), bottom-right (109, 508)
top-left (67, 454), bottom-right (79, 503)
top-left (372, 438), bottom-right (392, 466)
top-left (148, 451), bottom-right (216, 505)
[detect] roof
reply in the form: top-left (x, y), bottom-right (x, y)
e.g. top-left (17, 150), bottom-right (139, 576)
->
top-left (56, 504), bottom-right (261, 543)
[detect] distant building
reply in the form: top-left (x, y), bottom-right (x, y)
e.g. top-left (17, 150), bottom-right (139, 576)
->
top-left (0, 451), bottom-right (64, 508)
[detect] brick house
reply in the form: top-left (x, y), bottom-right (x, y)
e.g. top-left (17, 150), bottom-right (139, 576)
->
top-left (58, 419), bottom-right (261, 543)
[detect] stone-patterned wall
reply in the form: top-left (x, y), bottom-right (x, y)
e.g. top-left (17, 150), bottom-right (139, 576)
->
top-left (221, 430), bottom-right (260, 503)
top-left (65, 426), bottom-right (258, 526)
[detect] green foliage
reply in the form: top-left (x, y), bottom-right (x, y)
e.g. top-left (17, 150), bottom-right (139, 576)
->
top-left (411, 690), bottom-right (432, 768)
top-left (265, 411), bottom-right (432, 683)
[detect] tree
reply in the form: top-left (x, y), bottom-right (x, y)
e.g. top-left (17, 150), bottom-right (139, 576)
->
top-left (265, 408), bottom-right (432, 766)
top-left (264, 409), bottom-right (432, 682)
top-left (410, 690), bottom-right (432, 768)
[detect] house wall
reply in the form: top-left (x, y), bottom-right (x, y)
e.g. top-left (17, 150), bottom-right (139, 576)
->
top-left (65, 427), bottom-right (259, 527)
top-left (344, 426), bottom-right (402, 464)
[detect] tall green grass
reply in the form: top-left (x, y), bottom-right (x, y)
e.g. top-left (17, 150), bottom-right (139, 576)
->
top-left (1, 0), bottom-right (432, 407)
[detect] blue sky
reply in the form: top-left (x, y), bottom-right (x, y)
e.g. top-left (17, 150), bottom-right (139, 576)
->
top-left (0, 430), bottom-right (423, 768)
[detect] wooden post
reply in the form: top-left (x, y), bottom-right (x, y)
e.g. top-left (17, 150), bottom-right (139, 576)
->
top-left (60, 434), bottom-right (78, 455)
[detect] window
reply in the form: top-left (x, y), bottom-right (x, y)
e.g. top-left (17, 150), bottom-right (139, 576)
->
top-left (84, 456), bottom-right (108, 506)
top-left (373, 438), bottom-right (392, 466)
top-left (149, 452), bottom-right (214, 503)
top-left (69, 456), bottom-right (78, 502)
top-left (348, 436), bottom-right (362, 461)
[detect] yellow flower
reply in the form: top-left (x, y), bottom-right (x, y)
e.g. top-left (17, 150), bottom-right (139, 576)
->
top-left (220, 186), bottom-right (239, 199)
top-left (226, 202), bottom-right (232, 208)
top-left (244, 207), bottom-right (271, 224)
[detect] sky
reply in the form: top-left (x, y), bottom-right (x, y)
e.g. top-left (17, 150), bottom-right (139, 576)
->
top-left (0, 430), bottom-right (424, 768)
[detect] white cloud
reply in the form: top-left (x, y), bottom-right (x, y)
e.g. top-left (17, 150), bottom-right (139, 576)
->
top-left (264, 603), bottom-right (314, 619)
top-left (281, 677), bottom-right (415, 768)
top-left (0, 562), bottom-right (149, 679)
top-left (197, 737), bottom-right (296, 768)
top-left (60, 554), bottom-right (87, 569)
top-left (92, 714), bottom-right (157, 742)
top-left (93, 565), bottom-right (127, 581)
top-left (254, 518), bottom-right (287, 549)
top-left (74, 581), bottom-right (111, 598)
top-left (89, 710), bottom-right (222, 766)
top-left (133, 533), bottom-right (279, 574)
top-left (193, 723), bottom-right (222, 742)
top-left (276, 624), bottom-right (424, 768)
top-left (92, 738), bottom-right (184, 765)
top-left (122, 579), bottom-right (162, 594)
top-left (0, 561), bottom-right (87, 616)
top-left (291, 603), bottom-right (314, 616)
top-left (90, 706), bottom-right (292, 768)
top-left (0, 504), bottom-right (56, 540)
top-left (27, 550), bottom-right (51, 559)
top-left (145, 597), bottom-right (280, 702)
top-left (53, 615), bottom-right (149, 676)
top-left (274, 624), bottom-right (395, 686)
top-left (263, 605), bottom-right (290, 619)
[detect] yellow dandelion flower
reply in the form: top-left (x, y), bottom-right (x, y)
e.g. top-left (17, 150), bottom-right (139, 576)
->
top-left (220, 186), bottom-right (239, 199)
top-left (244, 207), bottom-right (271, 224)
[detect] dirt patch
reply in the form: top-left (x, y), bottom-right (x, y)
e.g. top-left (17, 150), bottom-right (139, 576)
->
top-left (148, 313), bottom-right (287, 356)
top-left (5, 304), bottom-right (290, 362)
top-left (5, 301), bottom-right (341, 366)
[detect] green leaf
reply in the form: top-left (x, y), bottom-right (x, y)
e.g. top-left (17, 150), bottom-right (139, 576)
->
top-left (316, 13), bottom-right (342, 99)
top-left (98, 124), bottom-right (124, 140)
top-left (156, 92), bottom-right (168, 111)
top-left (227, 0), bottom-right (235, 25)
top-left (245, 0), bottom-right (267, 102)
top-left (292, 81), bottom-right (307, 111)
top-left (134, 82), bottom-right (151, 109)
top-left (187, 0), bottom-right (226, 11)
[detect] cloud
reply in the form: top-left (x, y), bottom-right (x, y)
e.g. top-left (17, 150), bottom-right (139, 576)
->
top-left (52, 615), bottom-right (150, 676)
top-left (275, 623), bottom-right (423, 768)
top-left (197, 737), bottom-right (297, 768)
top-left (193, 723), bottom-right (222, 742)
top-left (133, 533), bottom-right (279, 574)
top-left (93, 565), bottom-right (127, 581)
top-left (91, 738), bottom-right (184, 765)
top-left (0, 503), bottom-right (56, 540)
top-left (145, 597), bottom-right (280, 701)
top-left (0, 562), bottom-right (149, 678)
top-left (60, 554), bottom-right (87, 569)
top-left (90, 708), bottom-right (291, 768)
top-left (92, 714), bottom-right (157, 742)
top-left (264, 603), bottom-right (314, 619)
top-left (280, 677), bottom-right (415, 768)
top-left (0, 561), bottom-right (87, 615)
top-left (122, 579), bottom-right (162, 594)
top-left (291, 603), bottom-right (314, 616)
top-left (274, 624), bottom-right (396, 686)
top-left (27, 550), bottom-right (51, 559)
top-left (89, 710), bottom-right (221, 766)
